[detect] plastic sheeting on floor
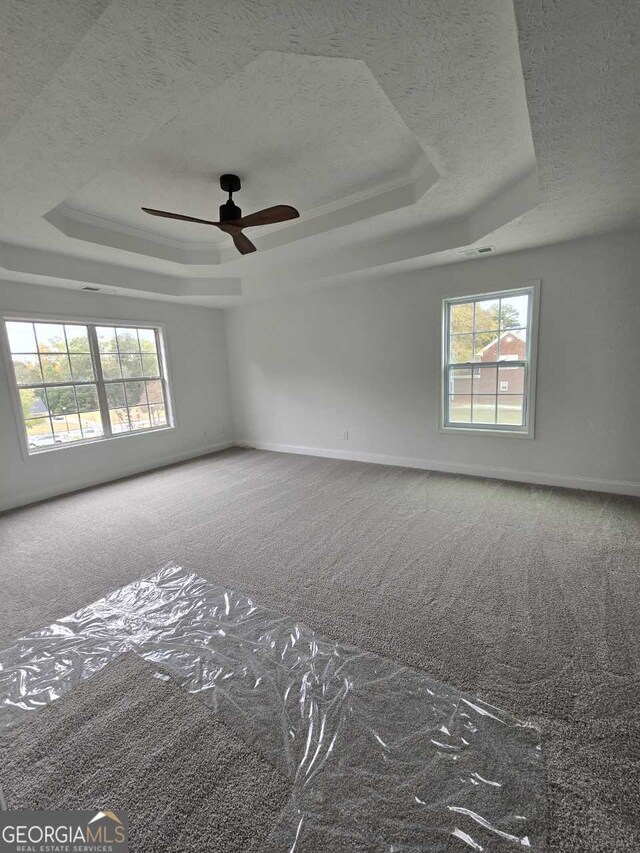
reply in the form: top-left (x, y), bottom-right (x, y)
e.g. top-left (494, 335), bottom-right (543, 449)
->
top-left (0, 565), bottom-right (545, 851)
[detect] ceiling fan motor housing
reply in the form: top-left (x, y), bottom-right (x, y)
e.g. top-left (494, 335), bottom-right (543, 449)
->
top-left (219, 199), bottom-right (242, 221)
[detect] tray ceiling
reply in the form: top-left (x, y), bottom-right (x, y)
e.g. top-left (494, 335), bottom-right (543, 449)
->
top-left (47, 52), bottom-right (434, 263)
top-left (0, 0), bottom-right (637, 305)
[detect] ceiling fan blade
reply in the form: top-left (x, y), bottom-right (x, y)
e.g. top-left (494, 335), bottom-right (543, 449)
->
top-left (141, 207), bottom-right (220, 227)
top-left (235, 205), bottom-right (299, 228)
top-left (143, 206), bottom-right (256, 254)
top-left (229, 229), bottom-right (257, 255)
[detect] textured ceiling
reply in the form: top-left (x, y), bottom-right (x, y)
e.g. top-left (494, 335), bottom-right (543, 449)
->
top-left (64, 53), bottom-right (425, 245)
top-left (0, 0), bottom-right (637, 304)
top-left (0, 0), bottom-right (110, 139)
top-left (509, 0), bottom-right (640, 244)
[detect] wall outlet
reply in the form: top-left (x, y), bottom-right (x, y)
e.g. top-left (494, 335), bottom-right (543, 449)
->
top-left (343, 430), bottom-right (349, 441)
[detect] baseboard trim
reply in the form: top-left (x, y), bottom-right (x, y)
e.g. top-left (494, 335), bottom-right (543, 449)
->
top-left (0, 441), bottom-right (236, 513)
top-left (5, 438), bottom-right (638, 511)
top-left (238, 440), bottom-right (640, 497)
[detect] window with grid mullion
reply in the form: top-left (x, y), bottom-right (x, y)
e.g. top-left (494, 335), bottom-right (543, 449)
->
top-left (4, 319), bottom-right (171, 452)
top-left (444, 288), bottom-right (533, 432)
top-left (98, 326), bottom-right (166, 436)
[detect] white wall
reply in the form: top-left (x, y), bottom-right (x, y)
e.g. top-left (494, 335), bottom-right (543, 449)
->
top-left (0, 281), bottom-right (233, 511)
top-left (225, 230), bottom-right (640, 495)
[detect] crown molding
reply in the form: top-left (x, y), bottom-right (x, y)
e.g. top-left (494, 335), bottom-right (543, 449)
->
top-left (1, 167), bottom-right (539, 304)
top-left (44, 155), bottom-right (440, 267)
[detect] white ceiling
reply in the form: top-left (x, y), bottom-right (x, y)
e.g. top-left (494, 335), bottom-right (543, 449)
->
top-left (0, 0), bottom-right (637, 305)
top-left (64, 53), bottom-right (425, 242)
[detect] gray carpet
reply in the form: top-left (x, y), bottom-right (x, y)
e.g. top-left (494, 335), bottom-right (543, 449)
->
top-left (0, 652), bottom-right (291, 852)
top-left (1, 448), bottom-right (639, 850)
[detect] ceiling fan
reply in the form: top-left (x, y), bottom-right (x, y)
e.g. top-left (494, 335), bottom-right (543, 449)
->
top-left (142, 174), bottom-right (299, 255)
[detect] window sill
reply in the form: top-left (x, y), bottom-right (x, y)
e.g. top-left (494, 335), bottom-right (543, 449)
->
top-left (26, 424), bottom-right (175, 457)
top-left (439, 425), bottom-right (534, 439)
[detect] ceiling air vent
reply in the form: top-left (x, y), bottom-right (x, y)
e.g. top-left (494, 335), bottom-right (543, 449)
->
top-left (460, 246), bottom-right (495, 257)
top-left (80, 285), bottom-right (101, 292)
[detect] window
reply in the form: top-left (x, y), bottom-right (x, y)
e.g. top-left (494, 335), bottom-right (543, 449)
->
top-left (442, 285), bottom-right (538, 435)
top-left (3, 319), bottom-right (172, 454)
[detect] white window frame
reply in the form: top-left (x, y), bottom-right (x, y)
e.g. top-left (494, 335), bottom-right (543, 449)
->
top-left (440, 281), bottom-right (540, 438)
top-left (1, 312), bottom-right (175, 459)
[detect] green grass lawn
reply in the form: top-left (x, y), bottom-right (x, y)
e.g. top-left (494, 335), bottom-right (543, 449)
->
top-left (449, 401), bottom-right (523, 426)
top-left (25, 407), bottom-right (165, 445)
top-left (26, 411), bottom-right (102, 435)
